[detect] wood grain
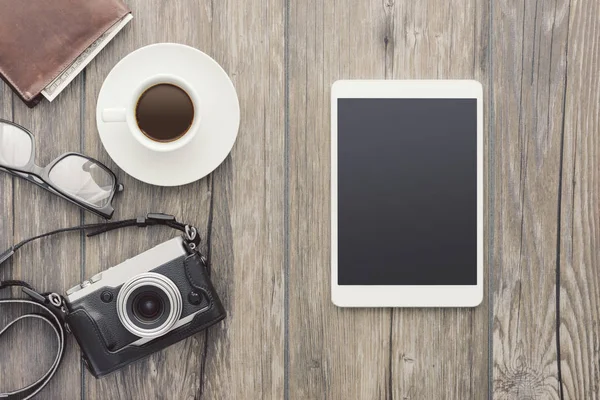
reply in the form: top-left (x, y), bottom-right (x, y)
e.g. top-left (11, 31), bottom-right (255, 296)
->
top-left (491, 0), bottom-right (571, 398)
top-left (200, 1), bottom-right (286, 399)
top-left (0, 80), bottom-right (85, 398)
top-left (81, 1), bottom-right (285, 399)
top-left (388, 1), bottom-right (490, 399)
top-left (288, 0), bottom-right (392, 398)
top-left (0, 66), bottom-right (16, 392)
top-left (81, 3), bottom-right (212, 398)
top-left (2, 0), bottom-right (600, 398)
top-left (0, 77), bottom-right (13, 273)
top-left (557, 0), bottom-right (600, 398)
top-left (288, 0), bottom-right (489, 399)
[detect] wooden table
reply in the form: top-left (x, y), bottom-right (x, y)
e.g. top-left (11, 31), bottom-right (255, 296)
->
top-left (1, 0), bottom-right (598, 398)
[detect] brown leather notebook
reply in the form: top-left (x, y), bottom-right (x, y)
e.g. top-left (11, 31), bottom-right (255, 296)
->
top-left (0, 0), bottom-right (131, 107)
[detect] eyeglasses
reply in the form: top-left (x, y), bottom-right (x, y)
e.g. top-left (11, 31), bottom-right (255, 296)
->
top-left (0, 119), bottom-right (123, 219)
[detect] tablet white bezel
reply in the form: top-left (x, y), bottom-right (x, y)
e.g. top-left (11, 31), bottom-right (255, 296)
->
top-left (331, 80), bottom-right (484, 307)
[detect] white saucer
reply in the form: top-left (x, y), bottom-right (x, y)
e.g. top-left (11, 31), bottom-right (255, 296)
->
top-left (96, 43), bottom-right (240, 186)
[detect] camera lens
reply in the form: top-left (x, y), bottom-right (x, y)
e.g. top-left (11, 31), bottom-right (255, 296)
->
top-left (133, 292), bottom-right (164, 322)
top-left (117, 273), bottom-right (182, 338)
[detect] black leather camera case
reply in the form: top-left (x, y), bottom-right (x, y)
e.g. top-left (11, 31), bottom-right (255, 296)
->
top-left (65, 252), bottom-right (226, 377)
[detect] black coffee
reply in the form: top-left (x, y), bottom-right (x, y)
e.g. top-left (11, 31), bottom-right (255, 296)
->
top-left (135, 83), bottom-right (194, 142)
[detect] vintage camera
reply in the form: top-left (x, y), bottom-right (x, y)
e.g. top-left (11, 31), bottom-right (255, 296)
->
top-left (64, 236), bottom-right (226, 377)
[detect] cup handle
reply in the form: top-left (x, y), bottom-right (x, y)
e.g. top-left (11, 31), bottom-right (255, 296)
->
top-left (102, 108), bottom-right (127, 123)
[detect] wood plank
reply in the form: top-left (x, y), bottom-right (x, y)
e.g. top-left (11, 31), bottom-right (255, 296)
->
top-left (82, 1), bottom-right (285, 399)
top-left (81, 2), bottom-right (213, 399)
top-left (0, 78), bottom-right (13, 269)
top-left (0, 68), bottom-right (17, 394)
top-left (288, 1), bottom-right (393, 398)
top-left (388, 1), bottom-right (490, 399)
top-left (557, 0), bottom-right (600, 398)
top-left (491, 0), bottom-right (571, 398)
top-left (200, 1), bottom-right (286, 399)
top-left (289, 0), bottom-right (490, 398)
top-left (0, 79), bottom-right (84, 399)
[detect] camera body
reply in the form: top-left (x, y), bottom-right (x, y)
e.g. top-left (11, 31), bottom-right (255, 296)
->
top-left (64, 237), bottom-right (226, 377)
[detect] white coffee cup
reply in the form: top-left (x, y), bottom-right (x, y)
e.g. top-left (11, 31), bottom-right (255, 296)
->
top-left (101, 74), bottom-right (201, 153)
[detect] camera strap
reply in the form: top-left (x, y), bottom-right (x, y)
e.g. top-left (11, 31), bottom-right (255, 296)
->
top-left (0, 213), bottom-right (202, 400)
top-left (0, 213), bottom-right (199, 266)
top-left (0, 280), bottom-right (67, 400)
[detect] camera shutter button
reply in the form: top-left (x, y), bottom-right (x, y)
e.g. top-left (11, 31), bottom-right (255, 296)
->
top-left (90, 272), bottom-right (103, 283)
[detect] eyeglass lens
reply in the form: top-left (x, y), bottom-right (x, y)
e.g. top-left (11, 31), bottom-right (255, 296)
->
top-left (0, 121), bottom-right (33, 168)
top-left (48, 154), bottom-right (115, 208)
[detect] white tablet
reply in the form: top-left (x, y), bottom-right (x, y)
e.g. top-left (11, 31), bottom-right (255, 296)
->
top-left (331, 80), bottom-right (483, 307)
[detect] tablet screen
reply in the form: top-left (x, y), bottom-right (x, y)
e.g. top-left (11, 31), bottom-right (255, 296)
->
top-left (337, 98), bottom-right (477, 285)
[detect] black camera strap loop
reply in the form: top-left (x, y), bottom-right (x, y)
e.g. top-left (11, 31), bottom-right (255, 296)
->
top-left (0, 213), bottom-right (200, 267)
top-left (0, 282), bottom-right (67, 400)
top-left (0, 213), bottom-right (202, 399)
